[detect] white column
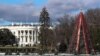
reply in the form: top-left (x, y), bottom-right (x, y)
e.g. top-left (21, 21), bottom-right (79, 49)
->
top-left (20, 30), bottom-right (23, 46)
top-left (36, 26), bottom-right (39, 44)
top-left (23, 30), bottom-right (25, 46)
top-left (34, 30), bottom-right (37, 44)
top-left (19, 30), bottom-right (21, 46)
top-left (29, 30), bottom-right (32, 45)
top-left (28, 30), bottom-right (30, 44)
top-left (31, 30), bottom-right (33, 45)
top-left (32, 30), bottom-right (35, 44)
top-left (36, 29), bottom-right (38, 44)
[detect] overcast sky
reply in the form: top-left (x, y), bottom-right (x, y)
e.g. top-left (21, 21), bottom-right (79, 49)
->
top-left (0, 0), bottom-right (100, 25)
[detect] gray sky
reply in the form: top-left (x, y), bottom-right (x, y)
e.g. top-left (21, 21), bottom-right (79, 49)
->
top-left (0, 0), bottom-right (100, 25)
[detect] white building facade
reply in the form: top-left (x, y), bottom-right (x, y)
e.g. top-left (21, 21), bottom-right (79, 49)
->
top-left (0, 23), bottom-right (40, 47)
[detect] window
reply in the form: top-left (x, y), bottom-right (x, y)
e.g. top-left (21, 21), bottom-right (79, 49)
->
top-left (33, 31), bottom-right (34, 35)
top-left (21, 30), bottom-right (24, 35)
top-left (33, 36), bottom-right (34, 41)
top-left (29, 30), bottom-right (32, 35)
top-left (18, 37), bottom-right (20, 42)
top-left (33, 31), bottom-right (34, 41)
top-left (18, 31), bottom-right (20, 35)
top-left (21, 36), bottom-right (23, 42)
top-left (13, 32), bottom-right (15, 34)
top-left (26, 36), bottom-right (28, 42)
top-left (21, 44), bottom-right (23, 47)
top-left (25, 30), bottom-right (28, 35)
top-left (29, 36), bottom-right (32, 42)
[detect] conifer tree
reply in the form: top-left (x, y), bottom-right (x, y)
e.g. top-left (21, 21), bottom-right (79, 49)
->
top-left (39, 7), bottom-right (50, 27)
top-left (39, 7), bottom-right (51, 53)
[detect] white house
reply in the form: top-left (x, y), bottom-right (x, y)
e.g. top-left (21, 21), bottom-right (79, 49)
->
top-left (0, 23), bottom-right (40, 47)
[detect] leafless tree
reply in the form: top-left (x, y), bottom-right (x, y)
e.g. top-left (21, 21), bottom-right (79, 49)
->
top-left (85, 8), bottom-right (100, 51)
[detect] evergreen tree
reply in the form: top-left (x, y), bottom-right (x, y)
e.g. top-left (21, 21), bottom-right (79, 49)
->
top-left (39, 7), bottom-right (50, 27)
top-left (39, 7), bottom-right (51, 53)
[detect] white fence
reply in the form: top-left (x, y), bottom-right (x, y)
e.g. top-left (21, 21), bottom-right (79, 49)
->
top-left (0, 53), bottom-right (99, 56)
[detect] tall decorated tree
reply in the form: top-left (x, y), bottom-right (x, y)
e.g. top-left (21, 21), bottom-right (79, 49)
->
top-left (39, 7), bottom-right (50, 27)
top-left (39, 7), bottom-right (51, 53)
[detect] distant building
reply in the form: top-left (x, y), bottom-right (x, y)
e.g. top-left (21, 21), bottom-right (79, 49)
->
top-left (0, 23), bottom-right (41, 47)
